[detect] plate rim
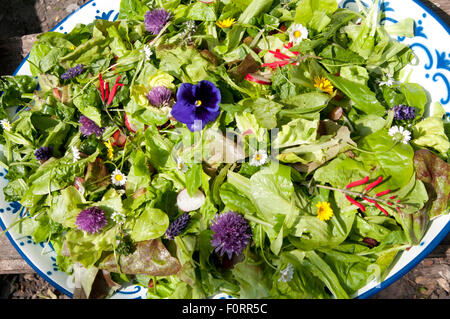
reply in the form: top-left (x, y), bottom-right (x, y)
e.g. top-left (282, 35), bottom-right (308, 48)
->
top-left (1, 0), bottom-right (449, 300)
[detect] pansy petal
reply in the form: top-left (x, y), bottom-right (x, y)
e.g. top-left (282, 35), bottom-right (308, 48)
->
top-left (187, 109), bottom-right (221, 131)
top-left (196, 80), bottom-right (221, 110)
top-left (195, 107), bottom-right (221, 124)
top-left (176, 83), bottom-right (196, 105)
top-left (187, 121), bottom-right (205, 132)
top-left (171, 101), bottom-right (195, 124)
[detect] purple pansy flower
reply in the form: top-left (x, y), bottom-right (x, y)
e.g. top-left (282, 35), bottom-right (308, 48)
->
top-left (75, 206), bottom-right (108, 234)
top-left (79, 115), bottom-right (104, 137)
top-left (61, 64), bottom-right (85, 81)
top-left (144, 9), bottom-right (172, 35)
top-left (165, 212), bottom-right (191, 240)
top-left (147, 86), bottom-right (172, 107)
top-left (210, 211), bottom-right (252, 259)
top-left (393, 104), bottom-right (416, 121)
top-left (171, 80), bottom-right (221, 131)
top-left (34, 146), bottom-right (53, 161)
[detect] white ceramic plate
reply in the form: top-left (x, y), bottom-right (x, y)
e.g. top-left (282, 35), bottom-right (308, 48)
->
top-left (0, 0), bottom-right (449, 299)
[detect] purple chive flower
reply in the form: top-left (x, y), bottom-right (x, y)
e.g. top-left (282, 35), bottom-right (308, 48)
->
top-left (144, 9), bottom-right (172, 35)
top-left (165, 212), bottom-right (191, 240)
top-left (210, 211), bottom-right (252, 259)
top-left (34, 146), bottom-right (53, 161)
top-left (75, 206), bottom-right (108, 234)
top-left (79, 115), bottom-right (104, 137)
top-left (147, 86), bottom-right (172, 107)
top-left (393, 104), bottom-right (416, 121)
top-left (170, 80), bottom-right (221, 132)
top-left (61, 64), bottom-right (85, 81)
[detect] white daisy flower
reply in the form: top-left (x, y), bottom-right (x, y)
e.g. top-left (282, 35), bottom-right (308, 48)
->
top-left (176, 159), bottom-right (188, 173)
top-left (288, 23), bottom-right (308, 45)
top-left (111, 211), bottom-right (126, 225)
top-left (71, 145), bottom-right (81, 162)
top-left (279, 263), bottom-right (294, 283)
top-left (111, 168), bottom-right (127, 187)
top-left (0, 119), bottom-right (11, 131)
top-left (388, 125), bottom-right (411, 144)
top-left (380, 73), bottom-right (396, 87)
top-left (249, 150), bottom-right (268, 167)
top-left (143, 44), bottom-right (153, 61)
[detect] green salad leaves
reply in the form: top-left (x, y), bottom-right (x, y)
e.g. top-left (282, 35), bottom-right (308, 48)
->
top-left (0, 0), bottom-right (448, 299)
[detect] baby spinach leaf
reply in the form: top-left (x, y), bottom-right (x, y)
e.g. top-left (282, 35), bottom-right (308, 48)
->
top-left (357, 129), bottom-right (415, 191)
top-left (327, 74), bottom-right (386, 116)
top-left (27, 151), bottom-right (99, 195)
top-left (219, 182), bottom-right (257, 215)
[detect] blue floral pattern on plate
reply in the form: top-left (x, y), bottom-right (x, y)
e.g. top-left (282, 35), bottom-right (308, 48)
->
top-left (1, 0), bottom-right (449, 299)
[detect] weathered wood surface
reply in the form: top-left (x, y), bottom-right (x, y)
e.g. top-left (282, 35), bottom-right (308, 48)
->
top-left (0, 235), bottom-right (34, 274)
top-left (0, 0), bottom-right (449, 299)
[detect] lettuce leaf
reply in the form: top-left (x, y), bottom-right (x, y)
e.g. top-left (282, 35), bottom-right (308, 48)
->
top-left (412, 103), bottom-right (450, 156)
top-left (99, 239), bottom-right (181, 276)
top-left (414, 149), bottom-right (450, 218)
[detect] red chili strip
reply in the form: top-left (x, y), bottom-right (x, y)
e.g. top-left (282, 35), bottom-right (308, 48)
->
top-left (283, 42), bottom-right (299, 55)
top-left (269, 50), bottom-right (291, 60)
top-left (99, 74), bottom-right (105, 102)
top-left (389, 195), bottom-right (397, 200)
top-left (346, 176), bottom-right (369, 189)
top-left (376, 189), bottom-right (391, 197)
top-left (365, 176), bottom-right (383, 192)
top-left (345, 195), bottom-right (366, 212)
top-left (104, 82), bottom-right (109, 104)
top-left (387, 202), bottom-right (393, 206)
top-left (52, 88), bottom-right (61, 102)
top-left (363, 197), bottom-right (376, 204)
top-left (107, 76), bottom-right (124, 106)
top-left (261, 60), bottom-right (290, 69)
top-left (397, 200), bottom-right (401, 204)
top-left (375, 203), bottom-right (389, 216)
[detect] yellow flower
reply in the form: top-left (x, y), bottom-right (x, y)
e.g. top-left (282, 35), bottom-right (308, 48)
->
top-left (316, 201), bottom-right (333, 221)
top-left (314, 76), bottom-right (335, 95)
top-left (104, 140), bottom-right (114, 160)
top-left (216, 18), bottom-right (236, 29)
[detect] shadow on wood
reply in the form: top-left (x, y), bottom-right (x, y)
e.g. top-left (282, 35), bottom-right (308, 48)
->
top-left (0, 34), bottom-right (38, 76)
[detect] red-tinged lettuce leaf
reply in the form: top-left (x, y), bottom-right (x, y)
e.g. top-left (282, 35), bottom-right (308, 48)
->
top-left (229, 53), bottom-right (260, 82)
top-left (85, 158), bottom-right (111, 189)
top-left (98, 239), bottom-right (181, 276)
top-left (414, 149), bottom-right (450, 218)
top-left (395, 204), bottom-right (430, 245)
